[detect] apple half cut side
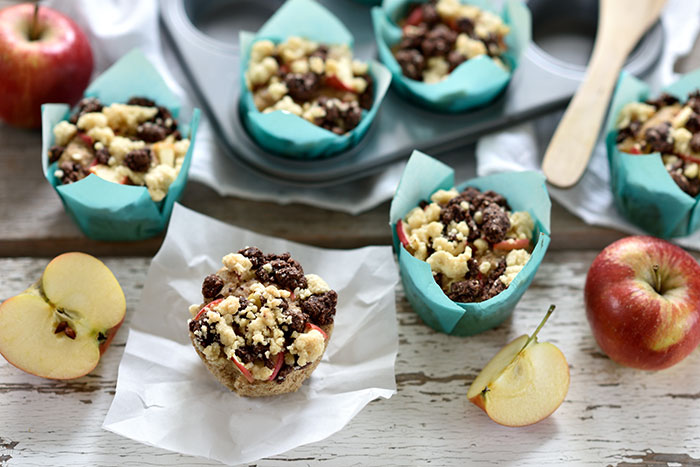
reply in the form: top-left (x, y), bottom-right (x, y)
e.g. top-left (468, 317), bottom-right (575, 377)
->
top-left (0, 252), bottom-right (126, 380)
top-left (467, 305), bottom-right (570, 427)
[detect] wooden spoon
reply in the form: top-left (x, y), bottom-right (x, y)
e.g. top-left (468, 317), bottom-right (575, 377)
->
top-left (541, 0), bottom-right (666, 188)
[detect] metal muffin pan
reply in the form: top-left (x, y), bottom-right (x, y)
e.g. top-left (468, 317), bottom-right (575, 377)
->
top-left (160, 0), bottom-right (664, 187)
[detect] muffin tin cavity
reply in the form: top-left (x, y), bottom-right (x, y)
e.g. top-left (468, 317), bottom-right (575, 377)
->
top-left (528, 0), bottom-right (663, 79)
top-left (161, 0), bottom-right (663, 186)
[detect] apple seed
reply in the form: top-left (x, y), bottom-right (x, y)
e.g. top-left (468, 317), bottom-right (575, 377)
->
top-left (54, 321), bottom-right (76, 339)
top-left (64, 326), bottom-right (76, 339)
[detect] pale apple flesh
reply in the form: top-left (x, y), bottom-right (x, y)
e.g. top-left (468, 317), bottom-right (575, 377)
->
top-left (0, 252), bottom-right (125, 380)
top-left (42, 252), bottom-right (125, 330)
top-left (468, 336), bottom-right (569, 427)
top-left (467, 307), bottom-right (570, 427)
top-left (0, 294), bottom-right (100, 379)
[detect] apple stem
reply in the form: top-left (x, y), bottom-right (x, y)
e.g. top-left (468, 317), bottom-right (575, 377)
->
top-left (652, 264), bottom-right (662, 294)
top-left (30, 3), bottom-right (40, 41)
top-left (521, 305), bottom-right (556, 352)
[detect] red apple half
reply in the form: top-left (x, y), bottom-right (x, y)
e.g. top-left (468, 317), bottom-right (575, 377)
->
top-left (0, 4), bottom-right (93, 127)
top-left (0, 252), bottom-right (126, 379)
top-left (584, 236), bottom-right (700, 370)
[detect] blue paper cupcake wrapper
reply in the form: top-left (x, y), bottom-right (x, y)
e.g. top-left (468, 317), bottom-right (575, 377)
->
top-left (41, 49), bottom-right (201, 242)
top-left (389, 151), bottom-right (551, 336)
top-left (238, 0), bottom-right (391, 159)
top-left (372, 0), bottom-right (531, 112)
top-left (605, 68), bottom-right (700, 238)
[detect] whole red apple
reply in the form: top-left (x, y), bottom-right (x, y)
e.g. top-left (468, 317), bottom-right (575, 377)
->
top-left (585, 236), bottom-right (700, 370)
top-left (0, 3), bottom-right (93, 128)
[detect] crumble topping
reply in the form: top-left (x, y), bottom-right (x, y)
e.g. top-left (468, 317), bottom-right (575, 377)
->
top-left (245, 36), bottom-right (374, 135)
top-left (501, 248), bottom-right (530, 286)
top-left (616, 91), bottom-right (700, 197)
top-left (393, 0), bottom-right (510, 83)
top-left (53, 121), bottom-right (77, 146)
top-left (288, 329), bottom-right (325, 367)
top-left (188, 247), bottom-right (337, 383)
top-left (48, 96), bottom-right (190, 202)
top-left (400, 186), bottom-right (533, 302)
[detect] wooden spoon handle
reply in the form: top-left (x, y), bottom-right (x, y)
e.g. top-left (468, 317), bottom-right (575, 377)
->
top-left (542, 0), bottom-right (666, 188)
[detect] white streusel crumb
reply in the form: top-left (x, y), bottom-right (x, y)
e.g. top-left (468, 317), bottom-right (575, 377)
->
top-left (306, 274), bottom-right (330, 295)
top-left (53, 121), bottom-right (77, 146)
top-left (76, 112), bottom-right (108, 131)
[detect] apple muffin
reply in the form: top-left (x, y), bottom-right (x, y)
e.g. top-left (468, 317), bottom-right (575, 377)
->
top-left (187, 247), bottom-right (337, 397)
top-left (245, 36), bottom-right (374, 135)
top-left (397, 186), bottom-right (534, 302)
top-left (616, 91), bottom-right (700, 197)
top-left (393, 0), bottom-right (510, 83)
top-left (48, 96), bottom-right (190, 202)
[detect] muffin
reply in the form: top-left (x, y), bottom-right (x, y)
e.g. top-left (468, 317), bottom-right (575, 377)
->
top-left (390, 150), bottom-right (550, 335)
top-left (238, 0), bottom-right (391, 158)
top-left (371, 0), bottom-right (528, 112)
top-left (48, 96), bottom-right (190, 202)
top-left (245, 36), bottom-right (374, 135)
top-left (615, 91), bottom-right (700, 197)
top-left (187, 247), bottom-right (337, 397)
top-left (397, 185), bottom-right (534, 303)
top-left (393, 0), bottom-right (510, 83)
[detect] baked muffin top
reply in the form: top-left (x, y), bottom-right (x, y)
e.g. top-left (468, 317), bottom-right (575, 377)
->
top-left (393, 0), bottom-right (510, 83)
top-left (49, 96), bottom-right (190, 202)
top-left (616, 91), bottom-right (700, 197)
top-left (399, 186), bottom-right (533, 302)
top-left (245, 36), bottom-right (373, 135)
top-left (188, 247), bottom-right (337, 384)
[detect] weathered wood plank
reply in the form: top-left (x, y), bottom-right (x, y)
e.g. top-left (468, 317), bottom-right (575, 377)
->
top-left (1, 254), bottom-right (698, 466)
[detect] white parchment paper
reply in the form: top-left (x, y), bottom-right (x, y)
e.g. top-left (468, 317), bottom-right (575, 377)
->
top-left (102, 203), bottom-right (399, 464)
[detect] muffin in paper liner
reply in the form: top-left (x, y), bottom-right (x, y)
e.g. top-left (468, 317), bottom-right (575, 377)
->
top-left (389, 150), bottom-right (551, 336)
top-left (239, 0), bottom-right (391, 159)
top-left (371, 0), bottom-right (530, 112)
top-left (606, 68), bottom-right (700, 238)
top-left (41, 49), bottom-right (200, 241)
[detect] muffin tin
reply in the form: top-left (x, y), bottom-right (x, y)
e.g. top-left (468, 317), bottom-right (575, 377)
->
top-left (160, 0), bottom-right (664, 187)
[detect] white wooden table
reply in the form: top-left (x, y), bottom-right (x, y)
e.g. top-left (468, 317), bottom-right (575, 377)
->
top-left (2, 253), bottom-right (699, 466)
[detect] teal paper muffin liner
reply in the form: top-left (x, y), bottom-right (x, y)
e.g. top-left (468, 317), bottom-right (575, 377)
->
top-left (371, 0), bottom-right (530, 112)
top-left (239, 0), bottom-right (391, 159)
top-left (605, 68), bottom-right (700, 238)
top-left (389, 151), bottom-right (551, 336)
top-left (41, 49), bottom-right (201, 242)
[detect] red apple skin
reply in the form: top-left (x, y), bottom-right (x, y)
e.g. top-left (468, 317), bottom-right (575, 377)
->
top-left (585, 236), bottom-right (700, 370)
top-left (0, 4), bottom-right (93, 128)
top-left (98, 316), bottom-right (124, 356)
top-left (396, 219), bottom-right (410, 249)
